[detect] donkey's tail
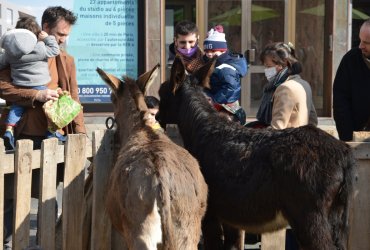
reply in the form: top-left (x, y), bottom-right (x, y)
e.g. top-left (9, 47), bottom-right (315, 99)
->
top-left (158, 181), bottom-right (176, 250)
top-left (330, 148), bottom-right (356, 250)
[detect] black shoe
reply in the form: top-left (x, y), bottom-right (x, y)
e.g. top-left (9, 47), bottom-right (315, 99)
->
top-left (3, 130), bottom-right (15, 150)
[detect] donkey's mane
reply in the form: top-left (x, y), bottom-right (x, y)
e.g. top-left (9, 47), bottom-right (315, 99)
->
top-left (176, 77), bottom-right (349, 186)
top-left (113, 76), bottom-right (165, 148)
top-left (119, 77), bottom-right (146, 127)
top-left (178, 78), bottom-right (286, 149)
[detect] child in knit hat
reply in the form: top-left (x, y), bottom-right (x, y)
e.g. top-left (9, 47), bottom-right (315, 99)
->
top-left (203, 25), bottom-right (248, 125)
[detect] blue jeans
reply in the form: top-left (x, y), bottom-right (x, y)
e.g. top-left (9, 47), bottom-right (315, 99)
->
top-left (6, 85), bottom-right (47, 126)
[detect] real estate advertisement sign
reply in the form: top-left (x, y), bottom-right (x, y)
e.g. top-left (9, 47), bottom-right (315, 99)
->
top-left (68, 0), bottom-right (138, 103)
top-left (6, 0), bottom-right (138, 103)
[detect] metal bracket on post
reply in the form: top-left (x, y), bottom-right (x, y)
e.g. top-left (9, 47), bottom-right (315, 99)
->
top-left (245, 49), bottom-right (256, 64)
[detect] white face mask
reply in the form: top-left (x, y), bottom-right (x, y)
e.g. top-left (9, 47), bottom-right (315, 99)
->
top-left (264, 66), bottom-right (277, 81)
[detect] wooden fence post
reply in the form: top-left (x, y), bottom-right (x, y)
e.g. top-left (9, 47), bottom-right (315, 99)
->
top-left (38, 138), bottom-right (59, 249)
top-left (13, 140), bottom-right (33, 250)
top-left (62, 134), bottom-right (86, 250)
top-left (347, 142), bottom-right (370, 250)
top-left (0, 139), bottom-right (5, 250)
top-left (91, 130), bottom-right (114, 249)
top-left (261, 229), bottom-right (286, 250)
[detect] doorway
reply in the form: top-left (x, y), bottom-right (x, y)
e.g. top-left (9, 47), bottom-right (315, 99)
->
top-left (205, 0), bottom-right (333, 117)
top-left (163, 0), bottom-right (334, 117)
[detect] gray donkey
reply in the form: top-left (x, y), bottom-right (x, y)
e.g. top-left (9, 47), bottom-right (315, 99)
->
top-left (97, 64), bottom-right (208, 250)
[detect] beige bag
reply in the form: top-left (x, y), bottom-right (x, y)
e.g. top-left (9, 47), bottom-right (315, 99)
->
top-left (43, 91), bottom-right (82, 130)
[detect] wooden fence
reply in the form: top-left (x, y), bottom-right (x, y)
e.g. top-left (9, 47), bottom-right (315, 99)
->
top-left (0, 130), bottom-right (119, 250)
top-left (0, 129), bottom-right (369, 250)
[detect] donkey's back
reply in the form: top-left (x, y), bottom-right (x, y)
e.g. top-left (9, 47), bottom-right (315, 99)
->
top-left (192, 118), bottom-right (354, 250)
top-left (107, 129), bottom-right (207, 250)
top-left (98, 64), bottom-right (208, 250)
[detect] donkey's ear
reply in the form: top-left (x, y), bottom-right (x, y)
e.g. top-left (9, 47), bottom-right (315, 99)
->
top-left (135, 94), bottom-right (148, 112)
top-left (126, 76), bottom-right (148, 112)
top-left (96, 67), bottom-right (122, 93)
top-left (137, 63), bottom-right (160, 94)
top-left (193, 57), bottom-right (216, 89)
top-left (170, 56), bottom-right (186, 94)
top-left (130, 85), bottom-right (147, 112)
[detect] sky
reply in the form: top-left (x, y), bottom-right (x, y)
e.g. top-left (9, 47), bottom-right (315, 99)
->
top-left (5, 0), bottom-right (74, 24)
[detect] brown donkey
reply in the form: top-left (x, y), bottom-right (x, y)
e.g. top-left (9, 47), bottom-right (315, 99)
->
top-left (157, 57), bottom-right (355, 250)
top-left (97, 65), bottom-right (208, 250)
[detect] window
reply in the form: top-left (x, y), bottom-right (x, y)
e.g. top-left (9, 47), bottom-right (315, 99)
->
top-left (6, 8), bottom-right (13, 25)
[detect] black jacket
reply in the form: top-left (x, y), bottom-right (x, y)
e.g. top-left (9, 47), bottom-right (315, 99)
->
top-left (333, 48), bottom-right (370, 141)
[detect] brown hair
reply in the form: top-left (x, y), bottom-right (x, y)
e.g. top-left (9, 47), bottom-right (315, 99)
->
top-left (174, 20), bottom-right (198, 38)
top-left (144, 96), bottom-right (160, 109)
top-left (260, 42), bottom-right (302, 74)
top-left (41, 6), bottom-right (77, 29)
top-left (15, 17), bottom-right (41, 36)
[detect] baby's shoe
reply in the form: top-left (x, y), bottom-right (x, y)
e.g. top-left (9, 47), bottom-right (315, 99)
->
top-left (3, 130), bottom-right (15, 150)
top-left (46, 131), bottom-right (67, 142)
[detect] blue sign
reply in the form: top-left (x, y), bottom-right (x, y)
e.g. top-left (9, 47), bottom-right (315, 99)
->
top-left (68, 0), bottom-right (138, 103)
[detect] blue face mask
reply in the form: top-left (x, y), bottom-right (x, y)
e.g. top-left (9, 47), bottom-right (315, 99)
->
top-left (177, 46), bottom-right (198, 57)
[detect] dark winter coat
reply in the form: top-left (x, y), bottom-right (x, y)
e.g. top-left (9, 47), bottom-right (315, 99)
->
top-left (205, 52), bottom-right (247, 104)
top-left (333, 48), bottom-right (370, 141)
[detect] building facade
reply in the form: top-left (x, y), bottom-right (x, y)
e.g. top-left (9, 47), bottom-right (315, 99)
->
top-left (0, 0), bottom-right (369, 119)
top-left (0, 0), bottom-right (34, 36)
top-left (144, 0), bottom-right (369, 119)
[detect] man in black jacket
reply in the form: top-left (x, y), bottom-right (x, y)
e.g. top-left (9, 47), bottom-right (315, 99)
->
top-left (333, 18), bottom-right (370, 141)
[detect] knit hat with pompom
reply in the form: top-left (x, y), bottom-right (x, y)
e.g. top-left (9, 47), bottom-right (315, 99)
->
top-left (203, 25), bottom-right (227, 51)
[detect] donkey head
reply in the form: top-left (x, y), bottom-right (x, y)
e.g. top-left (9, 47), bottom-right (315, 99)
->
top-left (96, 64), bottom-right (160, 142)
top-left (157, 56), bottom-right (216, 127)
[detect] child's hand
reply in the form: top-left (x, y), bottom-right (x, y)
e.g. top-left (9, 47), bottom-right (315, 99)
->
top-left (38, 31), bottom-right (48, 41)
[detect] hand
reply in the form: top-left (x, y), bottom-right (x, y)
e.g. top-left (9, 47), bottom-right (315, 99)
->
top-left (38, 31), bottom-right (48, 41)
top-left (56, 87), bottom-right (64, 95)
top-left (35, 89), bottom-right (59, 102)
